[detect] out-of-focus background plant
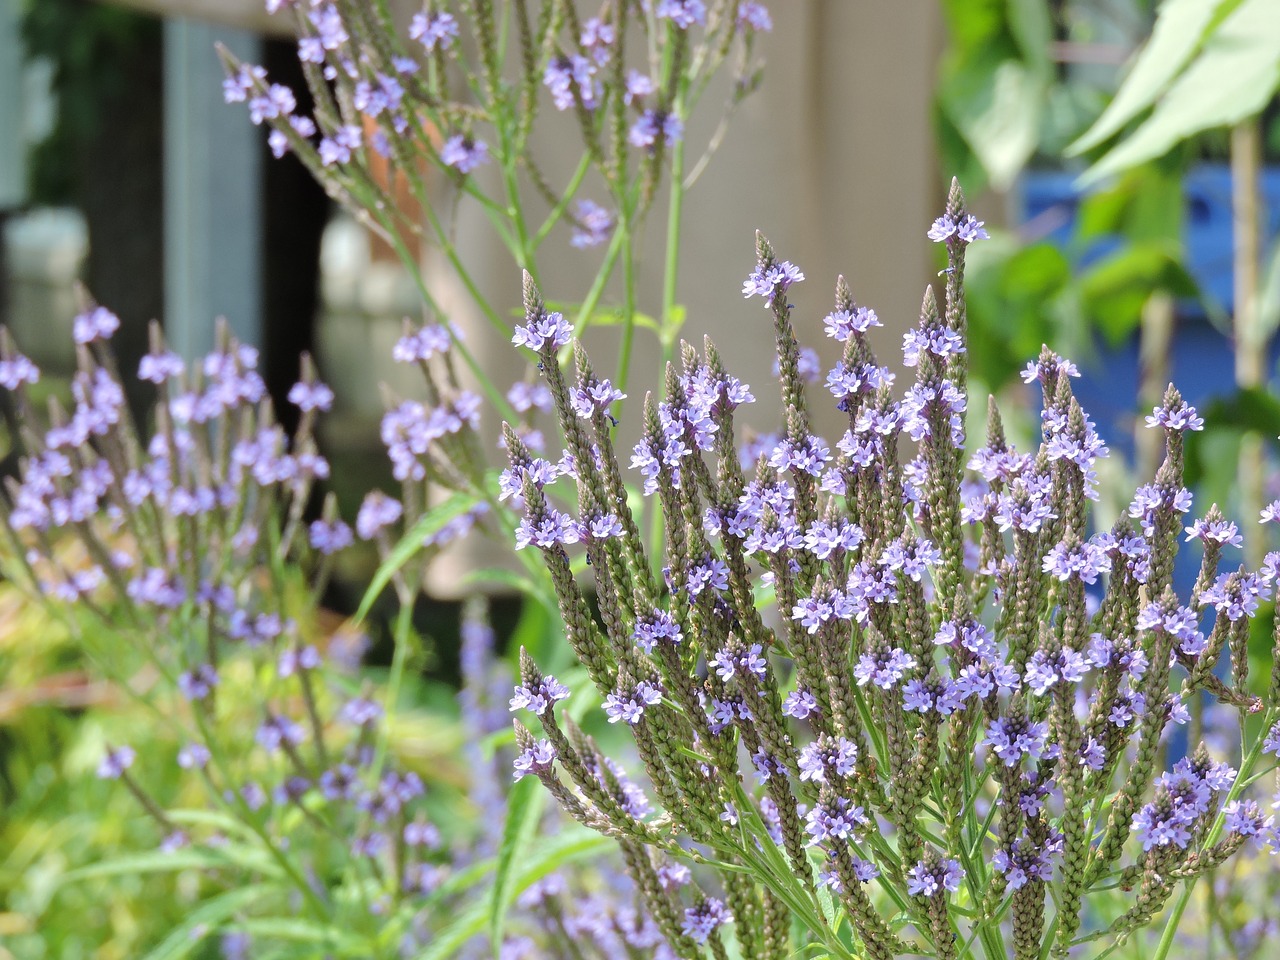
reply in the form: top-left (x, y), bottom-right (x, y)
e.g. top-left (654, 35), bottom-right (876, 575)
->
top-left (3, 0), bottom-right (1280, 956)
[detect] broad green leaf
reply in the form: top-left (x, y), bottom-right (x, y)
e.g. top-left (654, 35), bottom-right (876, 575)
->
top-left (1078, 0), bottom-right (1280, 184)
top-left (488, 774), bottom-right (546, 954)
top-left (1078, 243), bottom-right (1199, 344)
top-left (939, 57), bottom-right (1047, 190)
top-left (1069, 0), bottom-right (1233, 154)
top-left (141, 885), bottom-right (276, 960)
top-left (354, 491), bottom-right (481, 622)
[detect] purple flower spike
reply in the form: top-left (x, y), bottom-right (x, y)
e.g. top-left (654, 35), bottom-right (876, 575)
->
top-left (512, 312), bottom-right (573, 352)
top-left (513, 738), bottom-right (556, 780)
top-left (509, 675), bottom-right (572, 715)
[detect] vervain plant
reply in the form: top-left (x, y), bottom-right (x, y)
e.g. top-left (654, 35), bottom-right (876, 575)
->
top-left (504, 181), bottom-right (1280, 960)
top-left (0, 316), bottom-right (676, 957)
top-left (222, 0), bottom-right (772, 411)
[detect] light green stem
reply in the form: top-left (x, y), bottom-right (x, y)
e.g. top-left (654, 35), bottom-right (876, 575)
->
top-left (1149, 707), bottom-right (1277, 960)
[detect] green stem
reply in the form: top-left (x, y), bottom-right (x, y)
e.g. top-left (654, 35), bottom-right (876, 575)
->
top-left (614, 218), bottom-right (639, 399)
top-left (659, 128), bottom-right (687, 386)
top-left (371, 600), bottom-right (417, 782)
top-left (1149, 707), bottom-right (1277, 960)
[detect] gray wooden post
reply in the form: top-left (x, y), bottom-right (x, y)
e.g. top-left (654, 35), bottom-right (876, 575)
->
top-left (163, 18), bottom-right (262, 359)
top-left (0, 0), bottom-right (24, 214)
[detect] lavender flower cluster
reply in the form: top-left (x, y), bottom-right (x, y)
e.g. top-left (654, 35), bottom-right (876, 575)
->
top-left (0, 308), bottom-right (681, 955)
top-left (506, 182), bottom-right (1280, 959)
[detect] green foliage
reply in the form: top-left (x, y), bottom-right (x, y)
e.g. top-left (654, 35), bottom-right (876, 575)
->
top-left (1071, 0), bottom-right (1280, 184)
top-left (937, 0), bottom-right (1054, 191)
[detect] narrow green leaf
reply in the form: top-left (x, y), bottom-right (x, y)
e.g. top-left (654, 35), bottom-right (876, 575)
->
top-left (413, 829), bottom-right (611, 960)
top-left (58, 847), bottom-right (283, 884)
top-left (1069, 0), bottom-right (1232, 154)
top-left (488, 774), bottom-right (546, 954)
top-left (142, 886), bottom-right (276, 960)
top-left (1078, 0), bottom-right (1280, 184)
top-left (354, 491), bottom-right (480, 622)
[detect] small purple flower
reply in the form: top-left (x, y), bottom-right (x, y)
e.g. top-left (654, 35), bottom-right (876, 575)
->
top-left (177, 664), bottom-right (219, 701)
top-left (506, 381), bottom-right (552, 413)
top-left (738, 2), bottom-right (772, 31)
top-left (631, 608), bottom-right (683, 654)
top-left (73, 306), bottom-right (120, 345)
top-left (97, 745), bottom-right (136, 780)
top-left (742, 261), bottom-right (804, 306)
top-left (853, 647), bottom-right (916, 689)
top-left (624, 70), bottom-right (655, 105)
top-left (440, 135), bottom-right (490, 173)
top-left (570, 199), bottom-right (615, 248)
top-left (603, 680), bottom-right (663, 725)
top-left (509, 675), bottom-right (571, 715)
top-left (628, 110), bottom-right (683, 151)
top-left (656, 0), bottom-right (707, 29)
top-left (512, 311), bottom-right (573, 352)
top-left (137, 350), bottom-right (184, 384)
top-left (288, 380), bottom-right (334, 412)
top-left (394, 324), bottom-right (452, 363)
top-left (711, 643), bottom-right (768, 683)
top-left (356, 491), bottom-right (402, 539)
top-left (1263, 721), bottom-right (1280, 758)
top-left (983, 717), bottom-right (1052, 767)
top-left (681, 897), bottom-right (732, 945)
top-left (340, 697), bottom-right (384, 726)
top-left (906, 858), bottom-right (964, 896)
top-left (1147, 398), bottom-right (1204, 432)
top-left (408, 10), bottom-right (459, 51)
top-left (570, 378), bottom-right (626, 418)
top-left (797, 735), bottom-right (858, 783)
top-left (782, 687), bottom-right (819, 719)
top-left (318, 125), bottom-right (362, 166)
top-left (177, 743), bottom-right (211, 770)
top-left (256, 714), bottom-right (305, 752)
top-left (309, 518), bottom-right (353, 555)
top-left (513, 738), bottom-right (556, 779)
top-left (277, 644), bottom-right (322, 678)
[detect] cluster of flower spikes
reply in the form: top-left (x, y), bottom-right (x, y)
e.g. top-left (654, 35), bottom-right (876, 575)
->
top-left (449, 602), bottom-right (683, 960)
top-left (224, 0), bottom-right (772, 251)
top-left (504, 181), bottom-right (1280, 960)
top-left (0, 311), bottom-right (480, 947)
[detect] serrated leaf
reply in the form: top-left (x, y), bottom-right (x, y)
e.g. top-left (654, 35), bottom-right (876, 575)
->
top-left (354, 491), bottom-right (481, 622)
top-left (1077, 0), bottom-right (1280, 184)
top-left (1069, 0), bottom-right (1233, 154)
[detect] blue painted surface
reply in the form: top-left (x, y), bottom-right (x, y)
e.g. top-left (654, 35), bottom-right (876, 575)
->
top-left (1020, 166), bottom-right (1280, 316)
